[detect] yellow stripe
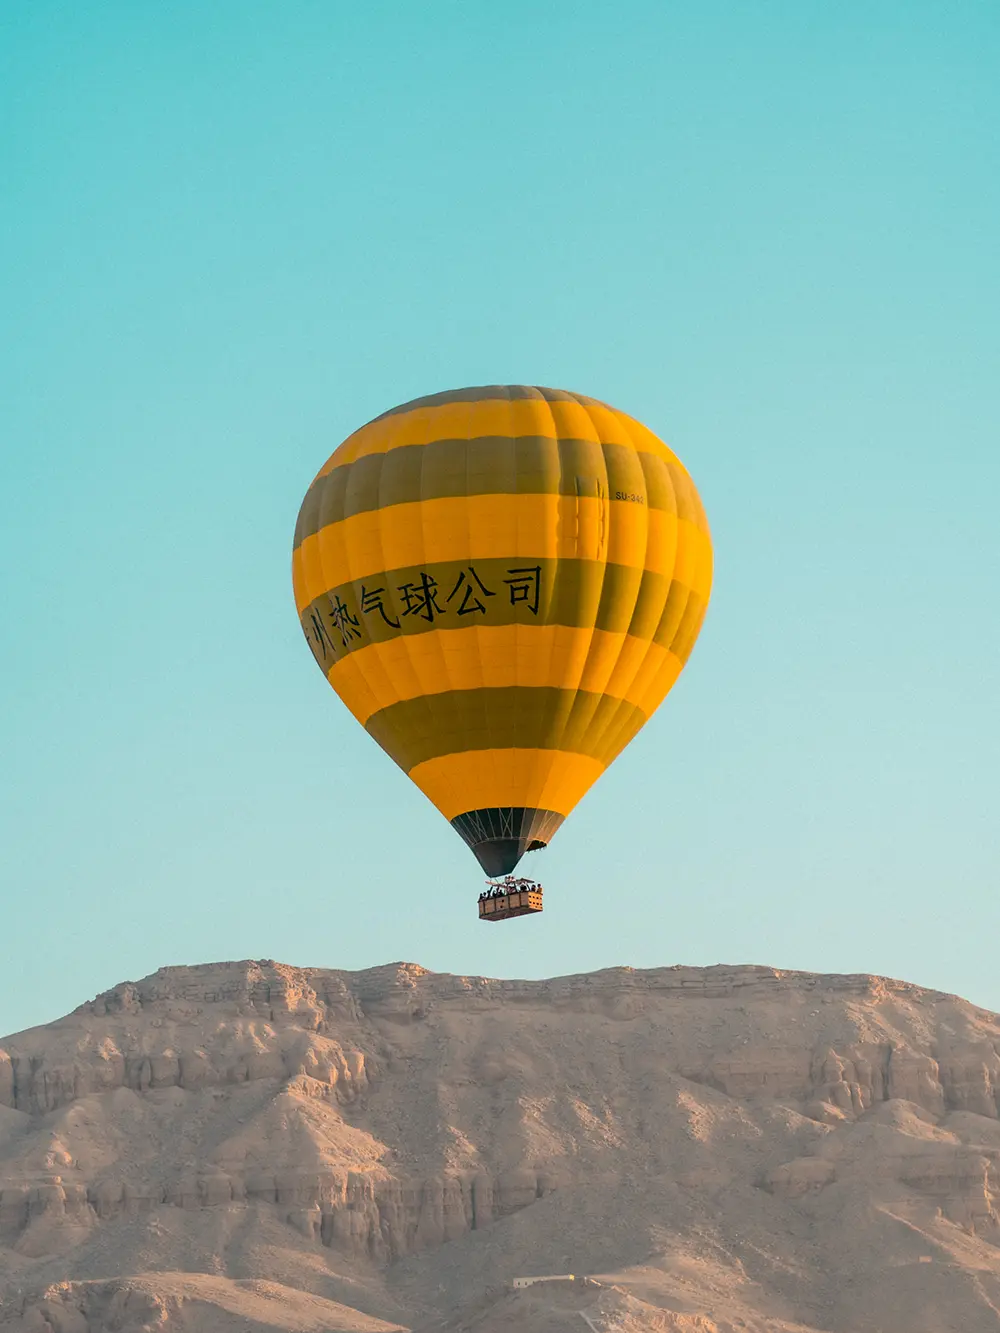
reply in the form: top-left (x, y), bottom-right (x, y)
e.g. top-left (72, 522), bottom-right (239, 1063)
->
top-left (408, 747), bottom-right (606, 821)
top-left (325, 623), bottom-right (686, 727)
top-left (313, 397), bottom-right (689, 477)
top-left (292, 494), bottom-right (711, 613)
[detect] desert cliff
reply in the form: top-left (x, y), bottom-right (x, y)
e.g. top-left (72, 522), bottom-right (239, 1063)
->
top-left (2, 959), bottom-right (1000, 1331)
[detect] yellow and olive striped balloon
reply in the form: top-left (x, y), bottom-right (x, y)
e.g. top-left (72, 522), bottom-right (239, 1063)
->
top-left (292, 386), bottom-right (712, 876)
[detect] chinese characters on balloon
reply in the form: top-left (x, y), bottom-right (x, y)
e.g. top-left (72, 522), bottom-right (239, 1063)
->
top-left (306, 563), bottom-right (542, 661)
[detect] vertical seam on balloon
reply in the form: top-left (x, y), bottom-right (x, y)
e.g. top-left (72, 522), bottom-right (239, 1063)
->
top-left (349, 429), bottom-right (386, 719)
top-left (536, 398), bottom-right (561, 794)
top-left (519, 388), bottom-right (547, 809)
top-left (659, 465), bottom-right (702, 680)
top-left (468, 407), bottom-right (488, 706)
top-left (588, 416), bottom-right (663, 753)
top-left (471, 394), bottom-right (497, 809)
top-left (649, 463), bottom-right (706, 702)
top-left (415, 411), bottom-right (462, 807)
top-left (545, 393), bottom-right (604, 810)
top-left (565, 401), bottom-right (638, 772)
top-left (365, 421), bottom-right (408, 720)
top-left (375, 414), bottom-right (432, 783)
top-left (507, 386), bottom-right (522, 731)
top-left (505, 392), bottom-right (557, 811)
top-left (314, 444), bottom-right (349, 693)
top-left (440, 397), bottom-right (481, 815)
top-left (595, 439), bottom-right (680, 750)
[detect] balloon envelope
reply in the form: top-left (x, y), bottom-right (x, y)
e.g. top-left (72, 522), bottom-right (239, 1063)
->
top-left (292, 386), bottom-right (712, 875)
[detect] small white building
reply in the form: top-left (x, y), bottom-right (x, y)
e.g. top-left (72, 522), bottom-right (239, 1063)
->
top-left (512, 1274), bottom-right (576, 1289)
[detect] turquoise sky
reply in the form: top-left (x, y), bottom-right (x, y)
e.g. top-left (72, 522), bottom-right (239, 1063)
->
top-left (2, 2), bottom-right (998, 1036)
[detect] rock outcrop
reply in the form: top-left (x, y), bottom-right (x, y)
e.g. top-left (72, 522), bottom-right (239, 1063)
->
top-left (3, 959), bottom-right (1000, 1331)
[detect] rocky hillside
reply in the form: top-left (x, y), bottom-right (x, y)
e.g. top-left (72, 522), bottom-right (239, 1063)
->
top-left (2, 959), bottom-right (1000, 1331)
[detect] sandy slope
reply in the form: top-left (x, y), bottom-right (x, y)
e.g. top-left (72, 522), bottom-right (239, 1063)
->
top-left (3, 959), bottom-right (1000, 1331)
top-left (6, 1271), bottom-right (404, 1331)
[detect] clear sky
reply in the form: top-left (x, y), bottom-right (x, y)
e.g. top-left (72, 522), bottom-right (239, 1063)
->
top-left (2, 2), bottom-right (998, 1036)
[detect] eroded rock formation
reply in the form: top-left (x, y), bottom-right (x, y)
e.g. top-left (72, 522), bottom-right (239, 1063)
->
top-left (3, 960), bottom-right (1000, 1330)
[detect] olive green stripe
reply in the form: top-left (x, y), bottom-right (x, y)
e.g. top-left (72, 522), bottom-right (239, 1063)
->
top-left (294, 438), bottom-right (701, 546)
top-left (298, 554), bottom-right (704, 674)
top-left (369, 384), bottom-right (603, 422)
top-left (365, 685), bottom-right (648, 773)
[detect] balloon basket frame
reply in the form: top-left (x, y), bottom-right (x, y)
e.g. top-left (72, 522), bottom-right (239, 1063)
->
top-left (478, 877), bottom-right (543, 922)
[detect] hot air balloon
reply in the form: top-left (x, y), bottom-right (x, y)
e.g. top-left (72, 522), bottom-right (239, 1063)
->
top-left (292, 385), bottom-right (712, 918)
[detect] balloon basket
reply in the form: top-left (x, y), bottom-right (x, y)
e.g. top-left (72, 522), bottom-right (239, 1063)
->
top-left (477, 877), bottom-right (543, 922)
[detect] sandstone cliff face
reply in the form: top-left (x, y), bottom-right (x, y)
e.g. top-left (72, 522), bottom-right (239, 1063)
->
top-left (2, 960), bottom-right (1000, 1331)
